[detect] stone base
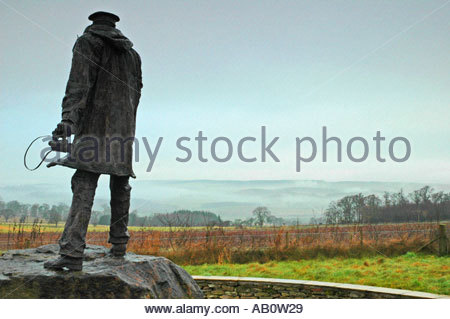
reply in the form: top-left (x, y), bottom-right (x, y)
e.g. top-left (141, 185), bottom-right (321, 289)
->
top-left (0, 244), bottom-right (204, 299)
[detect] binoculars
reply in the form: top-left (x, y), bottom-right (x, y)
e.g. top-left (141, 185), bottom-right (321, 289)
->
top-left (49, 123), bottom-right (73, 153)
top-left (49, 135), bottom-right (72, 153)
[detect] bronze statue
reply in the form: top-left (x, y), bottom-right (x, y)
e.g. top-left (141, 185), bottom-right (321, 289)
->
top-left (44, 11), bottom-right (142, 271)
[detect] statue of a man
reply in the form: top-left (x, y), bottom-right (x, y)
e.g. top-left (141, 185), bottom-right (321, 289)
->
top-left (44, 11), bottom-right (142, 271)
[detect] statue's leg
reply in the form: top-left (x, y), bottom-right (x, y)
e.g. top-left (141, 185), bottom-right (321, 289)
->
top-left (108, 175), bottom-right (131, 252)
top-left (59, 169), bottom-right (100, 258)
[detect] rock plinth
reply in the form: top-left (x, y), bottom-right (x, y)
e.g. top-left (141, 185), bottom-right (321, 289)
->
top-left (0, 244), bottom-right (204, 299)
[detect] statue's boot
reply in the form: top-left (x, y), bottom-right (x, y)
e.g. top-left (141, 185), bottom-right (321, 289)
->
top-left (43, 255), bottom-right (83, 271)
top-left (110, 243), bottom-right (127, 257)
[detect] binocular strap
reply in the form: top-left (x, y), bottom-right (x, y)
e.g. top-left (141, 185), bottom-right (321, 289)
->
top-left (24, 135), bottom-right (53, 171)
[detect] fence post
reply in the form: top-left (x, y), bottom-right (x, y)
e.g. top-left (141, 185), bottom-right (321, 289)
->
top-left (359, 227), bottom-right (363, 248)
top-left (438, 224), bottom-right (448, 256)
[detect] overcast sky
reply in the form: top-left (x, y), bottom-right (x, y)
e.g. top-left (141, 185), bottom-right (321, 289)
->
top-left (1, 0), bottom-right (449, 186)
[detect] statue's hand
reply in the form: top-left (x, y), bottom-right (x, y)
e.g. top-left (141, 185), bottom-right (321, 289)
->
top-left (52, 121), bottom-right (75, 138)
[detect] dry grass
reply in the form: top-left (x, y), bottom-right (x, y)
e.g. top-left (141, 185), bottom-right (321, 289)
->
top-left (1, 221), bottom-right (446, 265)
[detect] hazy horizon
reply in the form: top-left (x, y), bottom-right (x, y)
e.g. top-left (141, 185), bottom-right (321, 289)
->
top-left (1, 0), bottom-right (449, 186)
top-left (2, 179), bottom-right (449, 221)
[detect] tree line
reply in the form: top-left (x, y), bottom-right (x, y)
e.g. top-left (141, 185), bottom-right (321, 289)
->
top-left (96, 209), bottom-right (231, 227)
top-left (1, 185), bottom-right (449, 227)
top-left (0, 200), bottom-right (69, 226)
top-left (0, 198), bottom-right (281, 228)
top-left (0, 199), bottom-right (232, 227)
top-left (320, 186), bottom-right (450, 225)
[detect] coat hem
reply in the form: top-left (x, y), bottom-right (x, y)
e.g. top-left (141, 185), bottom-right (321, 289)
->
top-left (49, 160), bottom-right (136, 179)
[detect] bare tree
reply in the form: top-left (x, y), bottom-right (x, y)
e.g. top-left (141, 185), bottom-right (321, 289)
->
top-left (252, 206), bottom-right (272, 227)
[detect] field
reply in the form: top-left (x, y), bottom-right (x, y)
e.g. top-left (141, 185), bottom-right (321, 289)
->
top-left (1, 221), bottom-right (448, 295)
top-left (0, 223), bottom-right (207, 233)
top-left (1, 221), bottom-right (447, 263)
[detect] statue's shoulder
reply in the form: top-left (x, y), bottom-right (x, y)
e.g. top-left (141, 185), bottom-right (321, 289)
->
top-left (130, 47), bottom-right (141, 62)
top-left (70, 32), bottom-right (105, 58)
top-left (77, 31), bottom-right (105, 49)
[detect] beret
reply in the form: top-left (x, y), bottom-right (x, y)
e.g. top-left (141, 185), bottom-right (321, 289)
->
top-left (88, 11), bottom-right (120, 23)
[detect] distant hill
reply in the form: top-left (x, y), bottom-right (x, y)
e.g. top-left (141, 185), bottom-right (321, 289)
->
top-left (1, 180), bottom-right (449, 222)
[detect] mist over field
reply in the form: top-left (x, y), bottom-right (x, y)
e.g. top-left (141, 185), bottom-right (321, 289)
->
top-left (1, 180), bottom-right (449, 222)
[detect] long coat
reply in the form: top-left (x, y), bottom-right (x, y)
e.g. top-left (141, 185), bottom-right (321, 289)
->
top-left (52, 24), bottom-right (142, 177)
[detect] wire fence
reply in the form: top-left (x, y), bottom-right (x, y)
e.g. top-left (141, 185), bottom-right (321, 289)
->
top-left (1, 222), bottom-right (447, 253)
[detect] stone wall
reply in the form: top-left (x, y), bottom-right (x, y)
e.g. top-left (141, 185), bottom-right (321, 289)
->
top-left (193, 276), bottom-right (447, 299)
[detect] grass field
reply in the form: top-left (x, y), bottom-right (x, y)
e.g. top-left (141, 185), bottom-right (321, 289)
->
top-left (1, 221), bottom-right (445, 233)
top-left (1, 221), bottom-right (447, 265)
top-left (184, 252), bottom-right (450, 295)
top-left (0, 223), bottom-right (218, 233)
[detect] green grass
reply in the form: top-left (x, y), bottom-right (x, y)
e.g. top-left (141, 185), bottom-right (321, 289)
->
top-left (184, 252), bottom-right (450, 295)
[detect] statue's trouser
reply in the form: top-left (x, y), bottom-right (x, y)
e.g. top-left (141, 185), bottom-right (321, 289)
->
top-left (59, 169), bottom-right (131, 258)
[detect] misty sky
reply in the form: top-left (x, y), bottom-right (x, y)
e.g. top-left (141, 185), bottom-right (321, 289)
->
top-left (1, 0), bottom-right (449, 186)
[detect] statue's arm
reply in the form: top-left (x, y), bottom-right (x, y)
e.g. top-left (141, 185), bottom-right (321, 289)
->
top-left (60, 35), bottom-right (102, 134)
top-left (131, 49), bottom-right (143, 119)
top-left (137, 52), bottom-right (143, 92)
